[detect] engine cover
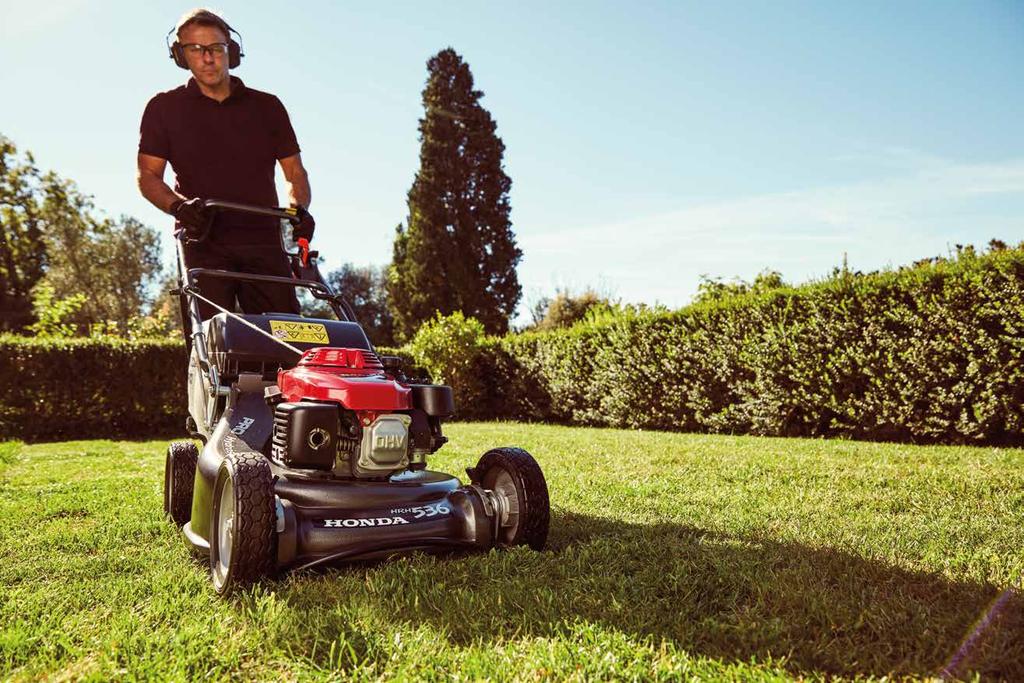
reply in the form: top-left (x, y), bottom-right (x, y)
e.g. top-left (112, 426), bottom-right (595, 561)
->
top-left (277, 348), bottom-right (412, 411)
top-left (355, 414), bottom-right (412, 478)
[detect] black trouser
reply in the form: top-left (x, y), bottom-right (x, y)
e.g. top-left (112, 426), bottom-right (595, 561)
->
top-left (182, 241), bottom-right (300, 322)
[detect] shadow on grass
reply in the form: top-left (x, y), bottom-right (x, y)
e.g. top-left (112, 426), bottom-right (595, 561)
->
top-left (266, 510), bottom-right (1022, 680)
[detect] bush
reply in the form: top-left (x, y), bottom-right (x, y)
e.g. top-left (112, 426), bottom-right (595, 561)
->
top-left (8, 247), bottom-right (1024, 445)
top-left (527, 287), bottom-right (612, 332)
top-left (26, 283), bottom-right (86, 338)
top-left (0, 336), bottom-right (186, 441)
top-left (405, 312), bottom-right (493, 418)
top-left (471, 248), bottom-right (1024, 444)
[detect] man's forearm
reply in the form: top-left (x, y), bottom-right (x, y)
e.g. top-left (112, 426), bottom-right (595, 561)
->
top-left (138, 172), bottom-right (183, 214)
top-left (285, 170), bottom-right (311, 209)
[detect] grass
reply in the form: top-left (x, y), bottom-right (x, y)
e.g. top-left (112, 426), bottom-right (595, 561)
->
top-left (0, 423), bottom-right (1021, 681)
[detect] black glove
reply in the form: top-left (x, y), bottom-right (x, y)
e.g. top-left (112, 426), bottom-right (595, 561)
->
top-left (170, 198), bottom-right (211, 239)
top-left (291, 206), bottom-right (315, 242)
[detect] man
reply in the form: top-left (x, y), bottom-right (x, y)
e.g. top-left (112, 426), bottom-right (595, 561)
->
top-left (137, 8), bottom-right (314, 320)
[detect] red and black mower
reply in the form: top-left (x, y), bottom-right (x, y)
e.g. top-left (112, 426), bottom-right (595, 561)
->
top-left (163, 200), bottom-right (550, 594)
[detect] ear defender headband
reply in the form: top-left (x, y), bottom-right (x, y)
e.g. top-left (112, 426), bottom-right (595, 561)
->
top-left (165, 15), bottom-right (244, 70)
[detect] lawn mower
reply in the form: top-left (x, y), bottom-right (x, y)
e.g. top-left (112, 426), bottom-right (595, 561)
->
top-left (162, 200), bottom-right (550, 595)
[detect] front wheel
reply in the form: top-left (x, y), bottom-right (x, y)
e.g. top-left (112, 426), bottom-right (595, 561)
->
top-left (472, 447), bottom-right (550, 550)
top-left (164, 441), bottom-right (198, 526)
top-left (209, 452), bottom-right (276, 595)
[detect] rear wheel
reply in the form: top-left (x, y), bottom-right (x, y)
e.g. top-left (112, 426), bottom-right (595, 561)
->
top-left (209, 452), bottom-right (276, 595)
top-left (163, 441), bottom-right (198, 526)
top-left (474, 447), bottom-right (550, 550)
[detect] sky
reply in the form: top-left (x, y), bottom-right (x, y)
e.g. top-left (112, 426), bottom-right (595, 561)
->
top-left (1, 0), bottom-right (1022, 321)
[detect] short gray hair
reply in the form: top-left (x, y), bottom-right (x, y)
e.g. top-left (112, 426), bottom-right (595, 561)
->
top-left (176, 8), bottom-right (232, 41)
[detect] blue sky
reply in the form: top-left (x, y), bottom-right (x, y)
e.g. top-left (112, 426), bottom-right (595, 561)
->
top-left (1, 1), bottom-right (1022, 319)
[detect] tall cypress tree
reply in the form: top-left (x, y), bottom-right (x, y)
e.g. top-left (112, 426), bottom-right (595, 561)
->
top-left (388, 48), bottom-right (522, 340)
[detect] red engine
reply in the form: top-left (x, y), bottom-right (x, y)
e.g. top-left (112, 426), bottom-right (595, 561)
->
top-left (272, 347), bottom-right (451, 479)
top-left (277, 347), bottom-right (411, 410)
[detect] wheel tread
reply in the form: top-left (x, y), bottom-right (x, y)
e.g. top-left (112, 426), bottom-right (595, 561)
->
top-left (228, 452), bottom-right (276, 583)
top-left (166, 441), bottom-right (198, 525)
top-left (476, 447), bottom-right (550, 550)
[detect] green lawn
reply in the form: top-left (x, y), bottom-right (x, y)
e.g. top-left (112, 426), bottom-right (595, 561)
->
top-left (0, 424), bottom-right (1021, 681)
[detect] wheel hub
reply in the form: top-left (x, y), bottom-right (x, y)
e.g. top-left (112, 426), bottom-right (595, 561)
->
top-left (485, 467), bottom-right (521, 541)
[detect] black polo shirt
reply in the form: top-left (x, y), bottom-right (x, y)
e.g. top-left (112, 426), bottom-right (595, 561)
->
top-left (139, 76), bottom-right (300, 243)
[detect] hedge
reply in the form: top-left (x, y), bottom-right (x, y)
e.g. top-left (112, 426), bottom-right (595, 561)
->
top-left (0, 337), bottom-right (187, 441)
top-left (5, 248), bottom-right (1024, 444)
top-left (0, 336), bottom-right (422, 441)
top-left (410, 249), bottom-right (1024, 444)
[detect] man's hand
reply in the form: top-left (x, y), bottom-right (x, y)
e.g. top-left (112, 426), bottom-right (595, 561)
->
top-left (170, 198), bottom-right (211, 239)
top-left (291, 206), bottom-right (315, 242)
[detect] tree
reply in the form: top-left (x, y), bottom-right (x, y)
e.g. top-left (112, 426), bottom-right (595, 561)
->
top-left (529, 287), bottom-right (612, 332)
top-left (0, 133), bottom-right (162, 334)
top-left (0, 136), bottom-right (47, 331)
top-left (146, 268), bottom-right (184, 336)
top-left (36, 176), bottom-right (162, 332)
top-left (388, 48), bottom-right (522, 341)
top-left (323, 263), bottom-right (396, 346)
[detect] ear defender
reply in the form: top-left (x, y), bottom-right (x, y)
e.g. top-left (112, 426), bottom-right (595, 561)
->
top-left (227, 38), bottom-right (242, 69)
top-left (166, 27), bottom-right (186, 68)
top-left (165, 25), bottom-right (244, 70)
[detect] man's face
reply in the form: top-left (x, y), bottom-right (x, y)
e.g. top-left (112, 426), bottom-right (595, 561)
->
top-left (178, 23), bottom-right (230, 90)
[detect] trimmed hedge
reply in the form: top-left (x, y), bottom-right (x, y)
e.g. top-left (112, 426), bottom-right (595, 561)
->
top-left (6, 249), bottom-right (1024, 444)
top-left (0, 337), bottom-right (187, 441)
top-left (409, 249), bottom-right (1024, 444)
top-left (0, 336), bottom-right (421, 441)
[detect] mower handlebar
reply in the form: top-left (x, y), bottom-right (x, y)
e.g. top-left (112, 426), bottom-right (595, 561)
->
top-left (201, 199), bottom-right (301, 225)
top-left (179, 199), bottom-right (311, 259)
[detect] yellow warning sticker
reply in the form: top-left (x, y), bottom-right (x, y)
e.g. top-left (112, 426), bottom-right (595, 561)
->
top-left (269, 320), bottom-right (329, 344)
